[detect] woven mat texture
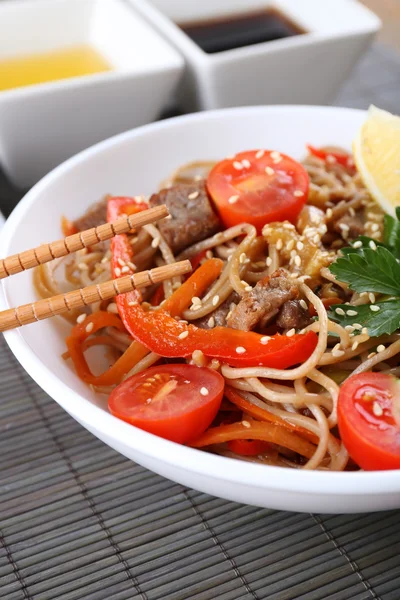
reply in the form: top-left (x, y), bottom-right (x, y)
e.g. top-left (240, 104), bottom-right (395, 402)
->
top-left (1, 44), bottom-right (400, 600)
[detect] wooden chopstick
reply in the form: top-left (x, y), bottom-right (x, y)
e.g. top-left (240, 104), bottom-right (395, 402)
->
top-left (0, 204), bottom-right (168, 279)
top-left (0, 260), bottom-right (192, 332)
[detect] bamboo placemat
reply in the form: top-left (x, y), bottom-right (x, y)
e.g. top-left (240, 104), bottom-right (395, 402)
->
top-left (2, 44), bottom-right (400, 600)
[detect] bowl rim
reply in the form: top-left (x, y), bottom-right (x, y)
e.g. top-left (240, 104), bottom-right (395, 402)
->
top-left (2, 104), bottom-right (399, 497)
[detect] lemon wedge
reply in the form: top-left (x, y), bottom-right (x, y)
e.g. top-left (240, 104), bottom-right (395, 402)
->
top-left (353, 105), bottom-right (400, 216)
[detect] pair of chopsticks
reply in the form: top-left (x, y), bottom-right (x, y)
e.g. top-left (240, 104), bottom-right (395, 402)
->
top-left (0, 205), bottom-right (192, 332)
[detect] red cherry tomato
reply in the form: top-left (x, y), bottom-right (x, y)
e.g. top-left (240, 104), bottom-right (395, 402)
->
top-left (338, 372), bottom-right (400, 470)
top-left (108, 364), bottom-right (224, 444)
top-left (206, 150), bottom-right (309, 232)
top-left (228, 439), bottom-right (270, 456)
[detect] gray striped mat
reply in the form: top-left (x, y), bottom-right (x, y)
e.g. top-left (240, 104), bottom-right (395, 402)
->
top-left (2, 43), bottom-right (400, 600)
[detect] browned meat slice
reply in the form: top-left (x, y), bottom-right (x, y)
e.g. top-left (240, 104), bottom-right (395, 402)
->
top-left (333, 213), bottom-right (364, 239)
top-left (226, 269), bottom-right (298, 331)
top-left (149, 182), bottom-right (220, 254)
top-left (73, 198), bottom-right (108, 232)
top-left (195, 292), bottom-right (240, 329)
top-left (276, 300), bottom-right (312, 330)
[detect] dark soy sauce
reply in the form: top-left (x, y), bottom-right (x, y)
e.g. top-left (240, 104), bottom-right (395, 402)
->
top-left (179, 8), bottom-right (305, 54)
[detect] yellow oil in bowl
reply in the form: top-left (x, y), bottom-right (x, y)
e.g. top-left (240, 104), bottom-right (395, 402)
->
top-left (0, 45), bottom-right (112, 92)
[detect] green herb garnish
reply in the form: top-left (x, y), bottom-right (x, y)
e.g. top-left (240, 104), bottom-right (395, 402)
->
top-left (328, 209), bottom-right (400, 336)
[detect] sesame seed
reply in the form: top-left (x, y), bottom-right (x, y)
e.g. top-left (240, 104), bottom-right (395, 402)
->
top-left (245, 285), bottom-right (252, 292)
top-left (283, 223), bottom-right (295, 230)
top-left (294, 255), bottom-right (301, 267)
top-left (300, 299), bottom-right (308, 310)
top-left (233, 161), bottom-right (243, 170)
top-left (101, 256), bottom-right (109, 264)
top-left (373, 402), bottom-right (383, 417)
top-left (326, 208), bottom-right (333, 218)
top-left (299, 329), bottom-right (306, 334)
top-left (206, 250), bottom-right (213, 259)
top-left (228, 195), bottom-right (240, 204)
top-left (151, 237), bottom-right (160, 248)
top-left (294, 190), bottom-right (304, 197)
top-left (353, 241), bottom-right (363, 248)
top-left (190, 304), bottom-right (201, 311)
top-left (121, 266), bottom-right (130, 274)
top-left (256, 150), bottom-right (265, 159)
top-left (296, 241), bottom-right (304, 251)
top-left (332, 349), bottom-right (345, 357)
top-left (265, 166), bottom-right (275, 175)
top-left (242, 420), bottom-right (251, 428)
top-left (178, 331), bottom-right (189, 340)
top-left (326, 154), bottom-right (337, 164)
top-left (290, 272), bottom-right (298, 278)
top-left (313, 234), bottom-right (320, 244)
top-left (270, 151), bottom-right (282, 163)
top-left (242, 159), bottom-right (251, 168)
top-left (352, 323), bottom-right (362, 329)
top-left (76, 314), bottom-right (86, 324)
top-left (115, 267), bottom-right (121, 277)
top-left (212, 295), bottom-right (220, 306)
top-left (276, 239), bottom-right (283, 250)
top-left (335, 308), bottom-right (345, 315)
top-left (128, 301), bottom-right (138, 306)
top-left (362, 327), bottom-right (369, 335)
top-left (346, 310), bottom-right (358, 316)
top-left (200, 387), bottom-right (209, 396)
top-left (85, 322), bottom-right (94, 333)
top-left (266, 257), bottom-right (272, 267)
top-left (188, 191), bottom-right (199, 200)
top-left (368, 293), bottom-right (376, 303)
top-left (127, 261), bottom-right (136, 271)
top-left (369, 240), bottom-right (377, 251)
top-left (260, 336), bottom-right (271, 344)
top-left (239, 253), bottom-right (247, 264)
top-left (377, 344), bottom-right (385, 353)
top-left (286, 240), bottom-right (294, 251)
top-left (351, 341), bottom-right (359, 351)
top-left (117, 258), bottom-right (126, 267)
top-left (371, 223), bottom-right (380, 232)
top-left (78, 262), bottom-right (89, 271)
top-left (370, 305), bottom-right (380, 312)
top-left (107, 303), bottom-right (119, 314)
top-left (236, 346), bottom-right (246, 354)
top-left (286, 328), bottom-right (296, 337)
top-left (367, 352), bottom-right (376, 359)
top-left (194, 175), bottom-right (202, 181)
top-left (344, 325), bottom-right (355, 331)
top-left (339, 223), bottom-right (350, 232)
top-left (207, 316), bottom-right (215, 328)
top-left (191, 296), bottom-right (202, 305)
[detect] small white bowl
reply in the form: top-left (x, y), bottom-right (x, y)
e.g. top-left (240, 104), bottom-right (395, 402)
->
top-left (1, 105), bottom-right (400, 514)
top-left (0, 0), bottom-right (184, 188)
top-left (130, 0), bottom-right (380, 111)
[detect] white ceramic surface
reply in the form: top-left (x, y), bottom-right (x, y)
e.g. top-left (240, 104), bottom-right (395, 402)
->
top-left (130, 0), bottom-right (380, 112)
top-left (1, 105), bottom-right (400, 514)
top-left (0, 0), bottom-right (184, 188)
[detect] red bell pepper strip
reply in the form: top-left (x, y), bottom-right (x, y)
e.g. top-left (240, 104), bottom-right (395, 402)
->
top-left (108, 197), bottom-right (318, 369)
top-left (307, 145), bottom-right (354, 169)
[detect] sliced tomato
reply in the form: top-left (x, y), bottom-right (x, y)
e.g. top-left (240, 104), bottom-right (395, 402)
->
top-left (206, 150), bottom-right (309, 232)
top-left (108, 364), bottom-right (224, 444)
top-left (228, 439), bottom-right (270, 456)
top-left (338, 372), bottom-right (400, 470)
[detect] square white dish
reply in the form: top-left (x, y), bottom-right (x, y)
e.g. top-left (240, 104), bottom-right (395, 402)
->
top-left (0, 0), bottom-right (184, 188)
top-left (130, 0), bottom-right (380, 111)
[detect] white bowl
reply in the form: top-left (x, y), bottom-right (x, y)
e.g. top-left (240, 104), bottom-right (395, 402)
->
top-left (129, 0), bottom-right (380, 111)
top-left (0, 0), bottom-right (184, 188)
top-left (1, 105), bottom-right (399, 514)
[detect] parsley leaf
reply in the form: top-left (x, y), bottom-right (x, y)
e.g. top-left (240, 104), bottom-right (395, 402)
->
top-left (383, 209), bottom-right (400, 259)
top-left (329, 245), bottom-right (400, 296)
top-left (328, 300), bottom-right (400, 337)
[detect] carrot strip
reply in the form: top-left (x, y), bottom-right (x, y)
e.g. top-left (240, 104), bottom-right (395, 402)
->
top-left (190, 421), bottom-right (316, 459)
top-left (225, 387), bottom-right (319, 444)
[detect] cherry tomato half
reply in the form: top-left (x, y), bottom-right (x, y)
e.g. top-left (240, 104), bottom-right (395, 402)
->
top-left (338, 372), bottom-right (400, 470)
top-left (207, 150), bottom-right (309, 232)
top-left (228, 439), bottom-right (270, 456)
top-left (108, 364), bottom-right (224, 444)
